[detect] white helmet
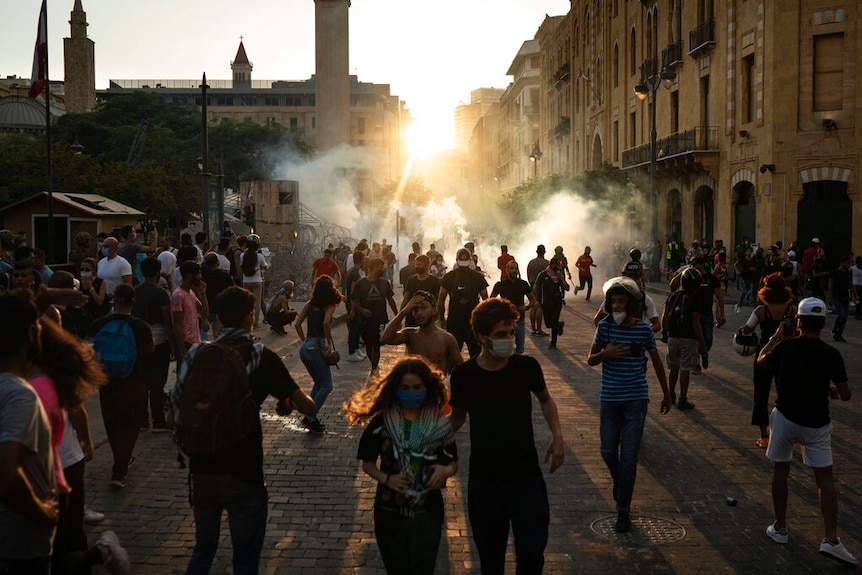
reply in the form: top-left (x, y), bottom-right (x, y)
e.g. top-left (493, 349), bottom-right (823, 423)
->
top-left (732, 330), bottom-right (759, 356)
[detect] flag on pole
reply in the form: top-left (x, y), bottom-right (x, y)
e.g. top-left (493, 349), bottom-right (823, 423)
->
top-left (29, 0), bottom-right (48, 99)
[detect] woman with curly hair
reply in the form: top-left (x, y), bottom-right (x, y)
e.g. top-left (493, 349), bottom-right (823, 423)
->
top-left (295, 274), bottom-right (344, 433)
top-left (344, 357), bottom-right (458, 575)
top-left (738, 272), bottom-right (797, 448)
top-left (29, 317), bottom-right (130, 573)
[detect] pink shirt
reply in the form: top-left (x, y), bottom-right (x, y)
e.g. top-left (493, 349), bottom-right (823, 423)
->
top-left (171, 287), bottom-right (202, 344)
top-left (29, 375), bottom-right (71, 494)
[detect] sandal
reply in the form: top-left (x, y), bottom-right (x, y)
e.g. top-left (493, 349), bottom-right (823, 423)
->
top-left (756, 436), bottom-right (769, 449)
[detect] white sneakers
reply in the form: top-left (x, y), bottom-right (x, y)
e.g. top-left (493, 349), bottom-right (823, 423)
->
top-left (83, 506), bottom-right (105, 523)
top-left (820, 538), bottom-right (859, 566)
top-left (767, 523), bottom-right (858, 566)
top-left (766, 522), bottom-right (788, 544)
top-left (96, 531), bottom-right (131, 575)
top-left (346, 353), bottom-right (364, 362)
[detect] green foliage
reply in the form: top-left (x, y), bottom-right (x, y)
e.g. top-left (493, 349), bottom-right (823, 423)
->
top-left (0, 93), bottom-right (312, 227)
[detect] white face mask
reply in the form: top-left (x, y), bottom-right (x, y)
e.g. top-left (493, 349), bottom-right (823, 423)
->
top-left (612, 311), bottom-right (628, 325)
top-left (80, 271), bottom-right (92, 278)
top-left (487, 337), bottom-right (516, 359)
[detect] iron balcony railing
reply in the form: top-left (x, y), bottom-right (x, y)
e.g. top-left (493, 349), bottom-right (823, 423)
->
top-left (662, 41), bottom-right (683, 69)
top-left (621, 126), bottom-right (719, 169)
top-left (689, 19), bottom-right (716, 55)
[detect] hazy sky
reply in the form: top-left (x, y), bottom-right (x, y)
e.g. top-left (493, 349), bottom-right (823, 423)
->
top-left (3, 0), bottom-right (570, 149)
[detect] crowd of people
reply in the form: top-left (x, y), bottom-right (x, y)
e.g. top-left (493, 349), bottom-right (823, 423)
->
top-left (0, 226), bottom-right (858, 574)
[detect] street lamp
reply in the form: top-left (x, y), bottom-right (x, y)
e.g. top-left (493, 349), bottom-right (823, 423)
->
top-left (634, 65), bottom-right (675, 243)
top-left (200, 73), bottom-right (211, 244)
top-left (529, 141), bottom-right (543, 180)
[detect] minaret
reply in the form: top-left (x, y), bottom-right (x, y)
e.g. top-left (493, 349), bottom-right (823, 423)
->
top-left (64, 0), bottom-right (96, 113)
top-left (231, 40), bottom-right (253, 89)
top-left (314, 0), bottom-right (351, 150)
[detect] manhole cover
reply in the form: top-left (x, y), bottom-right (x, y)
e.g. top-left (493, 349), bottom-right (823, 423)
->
top-left (590, 515), bottom-right (686, 545)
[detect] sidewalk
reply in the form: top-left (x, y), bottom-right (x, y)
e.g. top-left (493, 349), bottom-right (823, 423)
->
top-left (81, 292), bottom-right (862, 574)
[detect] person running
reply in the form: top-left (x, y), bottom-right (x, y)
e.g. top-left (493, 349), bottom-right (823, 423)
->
top-left (295, 275), bottom-right (344, 433)
top-left (448, 298), bottom-right (565, 575)
top-left (437, 248), bottom-right (488, 357)
top-left (574, 246), bottom-right (596, 302)
top-left (345, 357), bottom-right (458, 575)
top-left (533, 255), bottom-right (569, 349)
top-left (352, 259), bottom-right (398, 378)
top-left (757, 297), bottom-right (856, 567)
top-left (526, 244), bottom-right (549, 336)
top-left (587, 277), bottom-right (671, 533)
top-left (490, 260), bottom-right (537, 354)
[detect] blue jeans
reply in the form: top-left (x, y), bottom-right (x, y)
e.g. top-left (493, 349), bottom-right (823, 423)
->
top-left (599, 399), bottom-right (648, 513)
top-left (300, 337), bottom-right (332, 421)
top-left (467, 476), bottom-right (549, 575)
top-left (833, 298), bottom-right (849, 337)
top-left (186, 474), bottom-right (268, 575)
top-left (515, 319), bottom-right (526, 354)
top-left (736, 278), bottom-right (750, 306)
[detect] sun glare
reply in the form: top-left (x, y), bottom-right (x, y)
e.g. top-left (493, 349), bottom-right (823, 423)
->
top-left (405, 120), bottom-right (454, 158)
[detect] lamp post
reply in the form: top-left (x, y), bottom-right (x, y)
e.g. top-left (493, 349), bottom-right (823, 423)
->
top-left (200, 73), bottom-right (211, 243)
top-left (529, 141), bottom-right (543, 180)
top-left (634, 65), bottom-right (675, 243)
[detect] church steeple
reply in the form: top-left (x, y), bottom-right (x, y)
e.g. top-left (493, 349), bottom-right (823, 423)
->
top-left (231, 39), bottom-right (253, 89)
top-left (64, 0), bottom-right (96, 112)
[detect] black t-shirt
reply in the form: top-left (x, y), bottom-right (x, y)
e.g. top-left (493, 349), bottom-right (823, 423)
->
top-left (405, 274), bottom-right (441, 299)
top-left (133, 282), bottom-right (171, 326)
top-left (692, 272), bottom-right (719, 316)
top-left (449, 354), bottom-right (545, 482)
top-left (202, 267), bottom-right (236, 305)
top-left (398, 264), bottom-right (416, 286)
top-left (344, 267), bottom-right (363, 298)
top-left (830, 268), bottom-right (852, 301)
top-left (534, 270), bottom-right (564, 306)
top-left (88, 313), bottom-right (154, 380)
top-left (356, 413), bottom-right (457, 518)
top-left (440, 268), bottom-right (488, 320)
top-left (764, 337), bottom-right (847, 428)
top-left (491, 278), bottom-right (532, 318)
top-left (351, 276), bottom-right (394, 325)
top-left (190, 345), bottom-right (299, 483)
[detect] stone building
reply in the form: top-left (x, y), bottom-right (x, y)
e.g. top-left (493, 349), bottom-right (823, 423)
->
top-left (493, 0), bottom-right (859, 265)
top-left (64, 0), bottom-right (96, 113)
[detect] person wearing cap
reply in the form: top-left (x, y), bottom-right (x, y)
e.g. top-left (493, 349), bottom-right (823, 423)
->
top-left (827, 254), bottom-right (854, 342)
top-left (96, 237), bottom-right (133, 296)
top-left (588, 276), bottom-right (671, 533)
top-left (490, 260), bottom-right (537, 354)
top-left (757, 297), bottom-right (856, 566)
top-left (526, 245), bottom-right (549, 336)
top-left (573, 246), bottom-right (596, 302)
top-left (437, 248), bottom-right (489, 357)
top-left (381, 290), bottom-right (463, 375)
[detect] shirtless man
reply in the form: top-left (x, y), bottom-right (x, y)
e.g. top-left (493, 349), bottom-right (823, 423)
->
top-left (381, 290), bottom-right (463, 374)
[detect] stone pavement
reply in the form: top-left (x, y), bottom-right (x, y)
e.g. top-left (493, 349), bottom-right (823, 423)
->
top-left (80, 287), bottom-right (862, 574)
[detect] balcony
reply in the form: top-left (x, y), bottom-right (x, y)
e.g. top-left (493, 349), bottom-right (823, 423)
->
top-left (552, 63), bottom-right (571, 90)
top-left (662, 41), bottom-right (683, 69)
top-left (689, 19), bottom-right (715, 55)
top-left (554, 116), bottom-right (571, 139)
top-left (639, 58), bottom-right (659, 80)
top-left (622, 126), bottom-right (719, 173)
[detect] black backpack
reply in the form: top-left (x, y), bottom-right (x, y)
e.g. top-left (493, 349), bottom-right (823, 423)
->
top-left (663, 290), bottom-right (694, 338)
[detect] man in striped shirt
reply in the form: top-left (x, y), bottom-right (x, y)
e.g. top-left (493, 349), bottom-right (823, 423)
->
top-left (588, 277), bottom-right (671, 533)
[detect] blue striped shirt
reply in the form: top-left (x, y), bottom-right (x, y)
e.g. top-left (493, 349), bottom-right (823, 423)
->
top-left (593, 318), bottom-right (656, 402)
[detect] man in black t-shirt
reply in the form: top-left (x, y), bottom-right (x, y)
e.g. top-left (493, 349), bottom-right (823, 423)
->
top-left (438, 248), bottom-right (488, 356)
top-left (490, 260), bottom-right (536, 354)
top-left (827, 255), bottom-right (852, 342)
top-left (344, 251), bottom-right (366, 361)
top-left (449, 298), bottom-right (564, 575)
top-left (134, 257), bottom-right (174, 431)
top-left (174, 287), bottom-right (316, 574)
top-left (88, 284), bottom-right (154, 489)
top-left (757, 297), bottom-right (856, 566)
top-left (202, 252), bottom-right (236, 336)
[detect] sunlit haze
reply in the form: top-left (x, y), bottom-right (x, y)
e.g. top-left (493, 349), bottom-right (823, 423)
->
top-left (3, 0), bottom-right (570, 155)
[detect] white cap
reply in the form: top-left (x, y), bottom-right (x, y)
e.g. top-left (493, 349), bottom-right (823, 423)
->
top-left (456, 248), bottom-right (472, 267)
top-left (787, 250), bottom-right (796, 259)
top-left (798, 297), bottom-right (827, 317)
top-left (812, 237), bottom-right (820, 243)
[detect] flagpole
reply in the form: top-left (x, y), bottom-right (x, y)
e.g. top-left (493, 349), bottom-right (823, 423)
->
top-left (42, 0), bottom-right (55, 263)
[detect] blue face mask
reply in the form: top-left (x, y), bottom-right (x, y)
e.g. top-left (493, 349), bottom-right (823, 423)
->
top-left (397, 390), bottom-right (426, 409)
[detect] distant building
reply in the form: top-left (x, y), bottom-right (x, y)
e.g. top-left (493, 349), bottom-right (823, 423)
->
top-left (64, 0), bottom-right (96, 113)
